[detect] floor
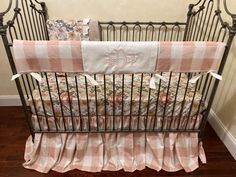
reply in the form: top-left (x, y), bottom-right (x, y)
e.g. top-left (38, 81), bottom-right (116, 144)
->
top-left (0, 107), bottom-right (235, 177)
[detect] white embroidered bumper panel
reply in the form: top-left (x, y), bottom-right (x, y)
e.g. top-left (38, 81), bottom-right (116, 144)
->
top-left (81, 41), bottom-right (159, 74)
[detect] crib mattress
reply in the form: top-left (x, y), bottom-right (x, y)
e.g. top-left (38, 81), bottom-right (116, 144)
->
top-left (28, 73), bottom-right (204, 118)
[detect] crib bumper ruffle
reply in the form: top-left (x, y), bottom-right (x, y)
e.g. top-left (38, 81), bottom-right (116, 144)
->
top-left (23, 132), bottom-right (206, 173)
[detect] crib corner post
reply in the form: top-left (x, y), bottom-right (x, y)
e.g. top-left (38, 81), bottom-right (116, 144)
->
top-left (0, 6), bottom-right (35, 141)
top-left (40, 2), bottom-right (48, 20)
top-left (199, 14), bottom-right (236, 139)
top-left (183, 4), bottom-right (194, 41)
top-left (0, 0), bottom-right (12, 26)
top-left (223, 0), bottom-right (236, 32)
top-left (230, 16), bottom-right (236, 36)
top-left (0, 14), bottom-right (3, 29)
top-left (0, 12), bottom-right (6, 36)
top-left (38, 1), bottom-right (49, 40)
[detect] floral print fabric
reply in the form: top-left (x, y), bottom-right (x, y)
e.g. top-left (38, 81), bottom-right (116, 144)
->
top-left (46, 19), bottom-right (90, 41)
top-left (28, 72), bottom-right (204, 119)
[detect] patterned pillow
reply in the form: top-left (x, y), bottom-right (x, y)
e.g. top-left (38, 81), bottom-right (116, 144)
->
top-left (46, 19), bottom-right (90, 41)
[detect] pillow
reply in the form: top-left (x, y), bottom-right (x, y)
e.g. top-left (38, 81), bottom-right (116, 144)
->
top-left (46, 19), bottom-right (100, 41)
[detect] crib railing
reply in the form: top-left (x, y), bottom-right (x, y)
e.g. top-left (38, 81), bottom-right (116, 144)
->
top-left (0, 0), bottom-right (236, 140)
top-left (20, 73), bottom-right (204, 133)
top-left (98, 21), bottom-right (186, 41)
top-left (24, 72), bottom-right (204, 133)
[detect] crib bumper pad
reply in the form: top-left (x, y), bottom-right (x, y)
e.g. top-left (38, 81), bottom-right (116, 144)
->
top-left (12, 40), bottom-right (225, 75)
top-left (23, 132), bottom-right (206, 173)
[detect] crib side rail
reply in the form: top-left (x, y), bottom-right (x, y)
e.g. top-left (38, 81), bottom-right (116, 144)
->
top-left (98, 21), bottom-right (187, 41)
top-left (22, 71), bottom-right (204, 134)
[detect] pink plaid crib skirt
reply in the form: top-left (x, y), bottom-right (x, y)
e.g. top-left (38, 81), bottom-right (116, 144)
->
top-left (23, 132), bottom-right (206, 173)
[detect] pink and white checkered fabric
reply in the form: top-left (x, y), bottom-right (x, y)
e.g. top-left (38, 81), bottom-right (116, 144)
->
top-left (157, 41), bottom-right (225, 72)
top-left (13, 40), bottom-right (84, 74)
top-left (13, 40), bottom-right (225, 74)
top-left (23, 132), bottom-right (206, 173)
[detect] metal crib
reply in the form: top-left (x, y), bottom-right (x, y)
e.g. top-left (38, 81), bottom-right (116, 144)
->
top-left (0, 0), bottom-right (236, 142)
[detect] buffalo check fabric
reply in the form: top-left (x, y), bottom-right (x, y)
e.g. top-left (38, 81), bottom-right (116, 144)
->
top-left (23, 132), bottom-right (206, 173)
top-left (13, 40), bottom-right (84, 74)
top-left (156, 41), bottom-right (225, 72)
top-left (13, 40), bottom-right (225, 75)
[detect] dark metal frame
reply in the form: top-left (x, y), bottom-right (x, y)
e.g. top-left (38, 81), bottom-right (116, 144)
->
top-left (0, 0), bottom-right (235, 142)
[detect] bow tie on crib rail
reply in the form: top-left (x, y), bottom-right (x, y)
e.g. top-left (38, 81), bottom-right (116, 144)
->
top-left (149, 71), bottom-right (222, 90)
top-left (189, 71), bottom-right (222, 84)
top-left (11, 71), bottom-right (222, 89)
top-left (11, 73), bottom-right (99, 86)
top-left (11, 73), bottom-right (42, 82)
top-left (149, 74), bottom-right (167, 89)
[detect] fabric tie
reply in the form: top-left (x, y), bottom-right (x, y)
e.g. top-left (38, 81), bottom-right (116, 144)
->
top-left (189, 71), bottom-right (222, 84)
top-left (11, 73), bottom-right (42, 82)
top-left (11, 73), bottom-right (98, 86)
top-left (82, 74), bottom-right (99, 86)
top-left (149, 74), bottom-right (167, 89)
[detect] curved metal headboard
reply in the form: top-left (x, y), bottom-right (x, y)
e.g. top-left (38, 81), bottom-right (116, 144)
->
top-left (0, 0), bottom-right (48, 46)
top-left (189, 0), bottom-right (236, 28)
top-left (222, 0), bottom-right (236, 17)
top-left (0, 0), bottom-right (13, 16)
top-left (0, 0), bottom-right (47, 22)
